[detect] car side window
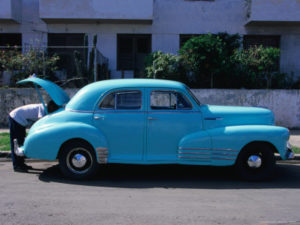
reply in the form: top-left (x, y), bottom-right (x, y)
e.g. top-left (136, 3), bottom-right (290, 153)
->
top-left (151, 91), bottom-right (192, 110)
top-left (99, 90), bottom-right (142, 110)
top-left (100, 93), bottom-right (115, 109)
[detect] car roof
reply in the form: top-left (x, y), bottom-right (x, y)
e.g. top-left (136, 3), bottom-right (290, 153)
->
top-left (86, 79), bottom-right (186, 90)
top-left (66, 79), bottom-right (187, 111)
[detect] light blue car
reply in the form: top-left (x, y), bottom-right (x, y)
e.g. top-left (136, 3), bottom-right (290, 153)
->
top-left (15, 78), bottom-right (294, 180)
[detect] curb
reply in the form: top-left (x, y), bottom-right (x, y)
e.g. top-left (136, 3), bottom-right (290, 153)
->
top-left (0, 151), bottom-right (11, 158)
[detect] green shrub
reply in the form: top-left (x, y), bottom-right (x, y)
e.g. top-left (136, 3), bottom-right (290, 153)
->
top-left (144, 51), bottom-right (187, 82)
top-left (0, 47), bottom-right (59, 86)
top-left (144, 33), bottom-right (294, 89)
top-left (234, 46), bottom-right (281, 89)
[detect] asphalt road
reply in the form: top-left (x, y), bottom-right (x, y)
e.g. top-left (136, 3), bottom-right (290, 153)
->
top-left (1, 161), bottom-right (300, 225)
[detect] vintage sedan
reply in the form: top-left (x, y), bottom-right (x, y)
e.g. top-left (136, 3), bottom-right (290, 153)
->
top-left (15, 78), bottom-right (294, 180)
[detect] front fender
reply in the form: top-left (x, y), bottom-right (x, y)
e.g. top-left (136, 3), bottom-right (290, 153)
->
top-left (207, 125), bottom-right (290, 160)
top-left (179, 125), bottom-right (289, 166)
top-left (23, 122), bottom-right (108, 161)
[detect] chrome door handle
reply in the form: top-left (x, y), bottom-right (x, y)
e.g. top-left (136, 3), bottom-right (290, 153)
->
top-left (148, 117), bottom-right (158, 120)
top-left (94, 116), bottom-right (104, 120)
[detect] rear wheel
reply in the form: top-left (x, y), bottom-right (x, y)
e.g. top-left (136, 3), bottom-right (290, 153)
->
top-left (59, 141), bottom-right (98, 179)
top-left (235, 144), bottom-right (275, 181)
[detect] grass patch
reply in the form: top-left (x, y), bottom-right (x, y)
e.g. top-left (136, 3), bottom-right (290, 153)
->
top-left (0, 132), bottom-right (10, 151)
top-left (292, 146), bottom-right (300, 154)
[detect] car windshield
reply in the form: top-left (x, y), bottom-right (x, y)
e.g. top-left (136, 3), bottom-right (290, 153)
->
top-left (185, 86), bottom-right (201, 106)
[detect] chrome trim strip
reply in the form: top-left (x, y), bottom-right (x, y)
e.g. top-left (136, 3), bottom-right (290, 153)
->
top-left (67, 109), bottom-right (94, 113)
top-left (179, 156), bottom-right (210, 160)
top-left (67, 109), bottom-right (200, 114)
top-left (179, 152), bottom-right (210, 155)
top-left (211, 157), bottom-right (235, 161)
top-left (96, 147), bottom-right (108, 164)
top-left (178, 147), bottom-right (239, 152)
top-left (179, 156), bottom-right (235, 161)
top-left (204, 117), bottom-right (223, 120)
top-left (148, 111), bottom-right (199, 114)
top-left (178, 151), bottom-right (237, 156)
top-left (95, 110), bottom-right (145, 113)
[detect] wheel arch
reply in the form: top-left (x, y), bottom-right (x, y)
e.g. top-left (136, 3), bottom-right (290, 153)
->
top-left (57, 138), bottom-right (95, 160)
top-left (236, 141), bottom-right (278, 166)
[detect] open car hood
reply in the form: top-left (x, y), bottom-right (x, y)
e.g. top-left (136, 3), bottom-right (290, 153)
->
top-left (17, 77), bottom-right (70, 106)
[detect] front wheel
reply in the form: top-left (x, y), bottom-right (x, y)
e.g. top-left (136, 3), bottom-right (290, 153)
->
top-left (235, 144), bottom-right (275, 181)
top-left (59, 141), bottom-right (99, 179)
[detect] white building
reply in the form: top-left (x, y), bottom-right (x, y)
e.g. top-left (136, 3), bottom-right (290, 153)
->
top-left (0, 0), bottom-right (300, 79)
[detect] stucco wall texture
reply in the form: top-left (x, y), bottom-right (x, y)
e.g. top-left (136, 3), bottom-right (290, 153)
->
top-left (1, 0), bottom-right (300, 79)
top-left (1, 88), bottom-right (299, 128)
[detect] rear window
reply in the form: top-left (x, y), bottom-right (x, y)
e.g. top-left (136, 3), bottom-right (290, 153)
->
top-left (99, 91), bottom-right (142, 110)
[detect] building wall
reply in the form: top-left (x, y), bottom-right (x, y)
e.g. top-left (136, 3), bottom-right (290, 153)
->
top-left (39, 0), bottom-right (153, 21)
top-left (0, 0), bottom-right (300, 78)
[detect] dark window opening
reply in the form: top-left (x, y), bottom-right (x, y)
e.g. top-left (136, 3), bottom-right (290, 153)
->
top-left (180, 34), bottom-right (202, 48)
top-left (48, 33), bottom-right (85, 79)
top-left (243, 35), bottom-right (281, 70)
top-left (243, 35), bottom-right (280, 49)
top-left (117, 34), bottom-right (151, 78)
top-left (0, 33), bottom-right (22, 50)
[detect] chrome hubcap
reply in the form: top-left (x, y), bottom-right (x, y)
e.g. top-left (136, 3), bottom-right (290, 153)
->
top-left (72, 154), bottom-right (87, 168)
top-left (66, 147), bottom-right (93, 175)
top-left (247, 155), bottom-right (262, 168)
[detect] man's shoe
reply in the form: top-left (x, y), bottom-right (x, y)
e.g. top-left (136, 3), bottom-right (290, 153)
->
top-left (21, 164), bottom-right (33, 170)
top-left (13, 164), bottom-right (32, 172)
top-left (14, 166), bottom-right (28, 172)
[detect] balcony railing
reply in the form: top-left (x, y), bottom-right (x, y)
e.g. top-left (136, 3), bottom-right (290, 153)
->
top-left (39, 0), bottom-right (153, 24)
top-left (0, 0), bottom-right (21, 23)
top-left (247, 0), bottom-right (300, 25)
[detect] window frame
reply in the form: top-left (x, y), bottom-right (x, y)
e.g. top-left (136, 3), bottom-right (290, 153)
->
top-left (243, 35), bottom-right (281, 49)
top-left (150, 90), bottom-right (193, 111)
top-left (117, 34), bottom-right (152, 71)
top-left (99, 90), bottom-right (143, 110)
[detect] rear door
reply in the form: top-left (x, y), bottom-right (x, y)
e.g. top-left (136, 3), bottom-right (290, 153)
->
top-left (93, 88), bottom-right (146, 162)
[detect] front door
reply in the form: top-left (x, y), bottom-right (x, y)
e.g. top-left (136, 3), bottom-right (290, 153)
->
top-left (93, 89), bottom-right (146, 162)
top-left (146, 88), bottom-right (203, 162)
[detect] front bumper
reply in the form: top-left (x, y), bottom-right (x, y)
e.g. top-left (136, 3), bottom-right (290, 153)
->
top-left (285, 142), bottom-right (295, 160)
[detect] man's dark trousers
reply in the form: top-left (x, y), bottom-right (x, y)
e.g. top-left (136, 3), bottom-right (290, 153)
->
top-left (8, 116), bottom-right (26, 169)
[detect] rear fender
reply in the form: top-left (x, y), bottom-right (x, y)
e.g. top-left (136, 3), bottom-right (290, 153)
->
top-left (23, 122), bottom-right (108, 162)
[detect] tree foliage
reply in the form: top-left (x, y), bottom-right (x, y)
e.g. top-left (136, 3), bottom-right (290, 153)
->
top-left (179, 34), bottom-right (227, 88)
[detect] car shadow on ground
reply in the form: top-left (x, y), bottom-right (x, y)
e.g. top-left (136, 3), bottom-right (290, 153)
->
top-left (38, 162), bottom-right (300, 189)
